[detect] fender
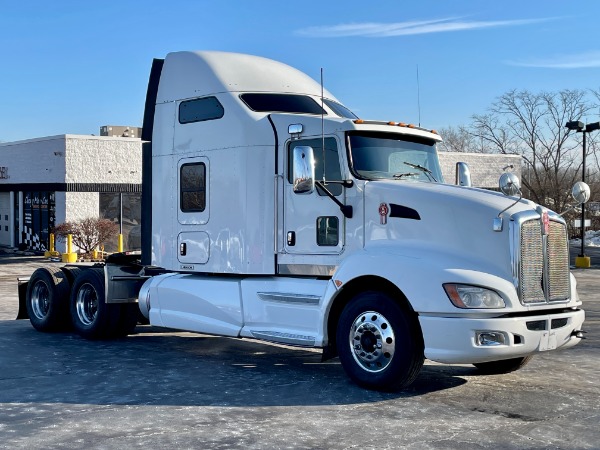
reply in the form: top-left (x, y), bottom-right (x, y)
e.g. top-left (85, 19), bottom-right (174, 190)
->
top-left (317, 243), bottom-right (524, 347)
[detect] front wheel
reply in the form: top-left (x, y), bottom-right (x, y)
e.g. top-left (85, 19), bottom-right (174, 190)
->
top-left (473, 356), bottom-right (532, 374)
top-left (336, 291), bottom-right (424, 391)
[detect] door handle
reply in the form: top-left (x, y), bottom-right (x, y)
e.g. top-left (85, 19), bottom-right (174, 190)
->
top-left (287, 231), bottom-right (296, 246)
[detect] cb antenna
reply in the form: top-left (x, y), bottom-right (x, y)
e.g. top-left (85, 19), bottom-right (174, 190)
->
top-left (417, 64), bottom-right (421, 127)
top-left (321, 67), bottom-right (326, 182)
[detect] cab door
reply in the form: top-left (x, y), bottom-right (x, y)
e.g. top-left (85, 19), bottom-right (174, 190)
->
top-left (281, 137), bottom-right (345, 261)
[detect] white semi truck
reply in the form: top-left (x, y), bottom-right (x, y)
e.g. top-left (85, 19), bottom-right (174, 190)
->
top-left (19, 51), bottom-right (588, 391)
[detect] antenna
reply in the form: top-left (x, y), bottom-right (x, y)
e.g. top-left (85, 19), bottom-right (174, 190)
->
top-left (321, 68), bottom-right (326, 182)
top-left (416, 64), bottom-right (421, 127)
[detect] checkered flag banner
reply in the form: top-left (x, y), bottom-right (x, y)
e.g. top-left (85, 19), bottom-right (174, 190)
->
top-left (22, 226), bottom-right (47, 251)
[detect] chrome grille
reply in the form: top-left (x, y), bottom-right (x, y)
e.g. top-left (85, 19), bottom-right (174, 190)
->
top-left (518, 216), bottom-right (570, 304)
top-left (520, 221), bottom-right (545, 303)
top-left (547, 221), bottom-right (570, 301)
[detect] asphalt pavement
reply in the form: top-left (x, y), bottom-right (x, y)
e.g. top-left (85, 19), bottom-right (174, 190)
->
top-left (0, 251), bottom-right (598, 449)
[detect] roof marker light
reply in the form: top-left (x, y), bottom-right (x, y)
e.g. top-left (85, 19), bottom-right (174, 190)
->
top-left (354, 119), bottom-right (364, 124)
top-left (388, 121), bottom-right (396, 126)
top-left (408, 124), bottom-right (415, 128)
top-left (399, 122), bottom-right (407, 127)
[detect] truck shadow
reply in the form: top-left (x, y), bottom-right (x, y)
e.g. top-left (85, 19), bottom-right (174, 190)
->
top-left (1, 322), bottom-right (470, 408)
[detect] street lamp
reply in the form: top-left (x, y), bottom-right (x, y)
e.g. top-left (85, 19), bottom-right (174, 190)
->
top-left (565, 120), bottom-right (600, 267)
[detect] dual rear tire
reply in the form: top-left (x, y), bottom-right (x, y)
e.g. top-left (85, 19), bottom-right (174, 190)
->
top-left (26, 266), bottom-right (138, 339)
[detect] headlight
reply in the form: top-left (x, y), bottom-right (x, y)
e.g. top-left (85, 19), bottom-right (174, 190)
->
top-left (443, 284), bottom-right (506, 309)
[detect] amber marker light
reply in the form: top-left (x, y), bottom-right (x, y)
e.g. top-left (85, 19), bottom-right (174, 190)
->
top-left (354, 119), bottom-right (364, 124)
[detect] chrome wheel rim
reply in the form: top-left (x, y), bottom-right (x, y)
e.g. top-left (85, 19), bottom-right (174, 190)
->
top-left (30, 281), bottom-right (50, 320)
top-left (349, 311), bottom-right (395, 373)
top-left (76, 283), bottom-right (98, 326)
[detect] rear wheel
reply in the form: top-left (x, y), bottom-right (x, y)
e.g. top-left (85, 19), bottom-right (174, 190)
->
top-left (70, 267), bottom-right (120, 339)
top-left (336, 291), bottom-right (424, 391)
top-left (26, 267), bottom-right (71, 331)
top-left (473, 356), bottom-right (533, 374)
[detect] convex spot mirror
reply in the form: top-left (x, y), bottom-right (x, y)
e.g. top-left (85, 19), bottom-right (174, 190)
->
top-left (292, 146), bottom-right (315, 194)
top-left (499, 172), bottom-right (521, 196)
top-left (572, 181), bottom-right (590, 204)
top-left (455, 162), bottom-right (472, 187)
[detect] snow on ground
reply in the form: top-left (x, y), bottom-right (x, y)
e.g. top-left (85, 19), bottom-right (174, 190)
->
top-left (570, 230), bottom-right (600, 247)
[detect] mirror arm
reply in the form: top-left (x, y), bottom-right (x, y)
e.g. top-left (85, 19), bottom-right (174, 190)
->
top-left (315, 181), bottom-right (353, 218)
top-left (319, 179), bottom-right (354, 188)
top-left (497, 190), bottom-right (523, 218)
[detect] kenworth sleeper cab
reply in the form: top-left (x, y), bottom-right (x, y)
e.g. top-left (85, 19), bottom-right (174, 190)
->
top-left (19, 51), bottom-right (587, 390)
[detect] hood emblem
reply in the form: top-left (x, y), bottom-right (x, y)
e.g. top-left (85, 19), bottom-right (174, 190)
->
top-left (542, 210), bottom-right (549, 235)
top-left (379, 203), bottom-right (389, 225)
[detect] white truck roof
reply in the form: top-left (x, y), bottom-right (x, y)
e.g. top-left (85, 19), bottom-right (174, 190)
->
top-left (156, 51), bottom-right (337, 104)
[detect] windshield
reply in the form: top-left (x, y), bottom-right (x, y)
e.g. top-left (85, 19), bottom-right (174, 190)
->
top-left (348, 132), bottom-right (444, 183)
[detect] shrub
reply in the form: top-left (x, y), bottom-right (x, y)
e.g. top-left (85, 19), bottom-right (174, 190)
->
top-left (53, 218), bottom-right (119, 253)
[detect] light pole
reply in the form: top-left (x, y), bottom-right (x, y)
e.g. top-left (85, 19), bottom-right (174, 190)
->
top-left (565, 120), bottom-right (600, 267)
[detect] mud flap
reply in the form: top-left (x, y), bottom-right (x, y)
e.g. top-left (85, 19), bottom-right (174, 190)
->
top-left (16, 278), bottom-right (29, 320)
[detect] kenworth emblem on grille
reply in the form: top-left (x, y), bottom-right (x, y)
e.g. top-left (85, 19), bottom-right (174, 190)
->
top-left (541, 210), bottom-right (549, 235)
top-left (379, 203), bottom-right (389, 225)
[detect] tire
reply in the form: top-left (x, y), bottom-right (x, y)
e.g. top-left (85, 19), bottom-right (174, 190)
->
top-left (336, 290), bottom-right (424, 391)
top-left (26, 267), bottom-right (71, 332)
top-left (473, 356), bottom-right (533, 374)
top-left (70, 267), bottom-right (120, 339)
top-left (61, 267), bottom-right (84, 287)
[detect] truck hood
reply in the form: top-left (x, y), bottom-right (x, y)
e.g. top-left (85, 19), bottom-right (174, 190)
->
top-left (362, 180), bottom-right (542, 278)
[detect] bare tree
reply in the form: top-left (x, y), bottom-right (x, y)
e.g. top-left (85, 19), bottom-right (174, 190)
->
top-left (438, 125), bottom-right (483, 153)
top-left (53, 218), bottom-right (119, 254)
top-left (464, 89), bottom-right (597, 214)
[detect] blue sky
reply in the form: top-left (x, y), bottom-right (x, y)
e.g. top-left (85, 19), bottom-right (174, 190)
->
top-left (1, 1), bottom-right (600, 142)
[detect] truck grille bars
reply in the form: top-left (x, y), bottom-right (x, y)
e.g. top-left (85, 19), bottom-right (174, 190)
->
top-left (516, 214), bottom-right (571, 305)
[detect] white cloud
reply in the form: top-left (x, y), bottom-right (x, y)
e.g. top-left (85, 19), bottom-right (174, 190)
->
top-left (295, 17), bottom-right (552, 38)
top-left (507, 51), bottom-right (600, 69)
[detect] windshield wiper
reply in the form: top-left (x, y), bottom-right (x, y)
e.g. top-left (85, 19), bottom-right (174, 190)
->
top-left (393, 172), bottom-right (419, 179)
top-left (403, 161), bottom-right (437, 182)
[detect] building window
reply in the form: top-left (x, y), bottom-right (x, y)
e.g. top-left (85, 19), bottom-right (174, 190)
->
top-left (99, 193), bottom-right (142, 251)
top-left (180, 163), bottom-right (206, 212)
top-left (22, 191), bottom-right (55, 251)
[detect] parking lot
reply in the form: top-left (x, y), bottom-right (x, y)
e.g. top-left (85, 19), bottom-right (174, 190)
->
top-left (0, 254), bottom-right (598, 449)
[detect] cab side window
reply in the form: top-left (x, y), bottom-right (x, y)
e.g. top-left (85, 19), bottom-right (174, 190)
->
top-left (180, 163), bottom-right (206, 212)
top-left (287, 137), bottom-right (342, 196)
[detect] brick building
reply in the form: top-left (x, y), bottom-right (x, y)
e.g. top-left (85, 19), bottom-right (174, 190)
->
top-left (0, 134), bottom-right (141, 252)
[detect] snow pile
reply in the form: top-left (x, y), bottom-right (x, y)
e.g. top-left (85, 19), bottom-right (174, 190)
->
top-left (570, 230), bottom-right (600, 247)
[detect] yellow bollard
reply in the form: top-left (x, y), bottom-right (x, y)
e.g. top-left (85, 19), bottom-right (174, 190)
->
top-left (575, 256), bottom-right (591, 268)
top-left (44, 233), bottom-right (60, 258)
top-left (61, 233), bottom-right (78, 263)
top-left (118, 234), bottom-right (124, 253)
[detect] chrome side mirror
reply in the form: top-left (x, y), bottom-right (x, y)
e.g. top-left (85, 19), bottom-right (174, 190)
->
top-left (499, 172), bottom-right (521, 196)
top-left (572, 181), bottom-right (590, 204)
top-left (292, 146), bottom-right (315, 194)
top-left (455, 162), bottom-right (472, 187)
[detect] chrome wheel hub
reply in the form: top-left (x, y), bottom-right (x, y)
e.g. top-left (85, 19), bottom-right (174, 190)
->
top-left (30, 281), bottom-right (50, 320)
top-left (76, 283), bottom-right (98, 326)
top-left (349, 311), bottom-right (395, 373)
